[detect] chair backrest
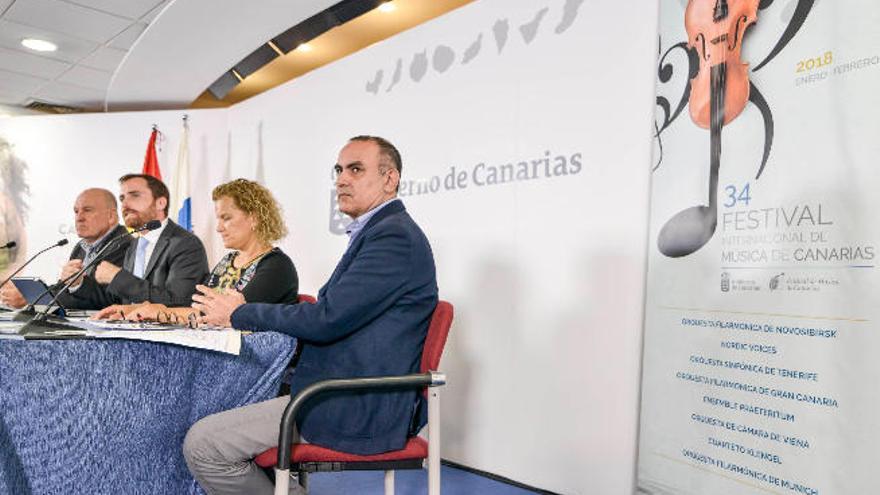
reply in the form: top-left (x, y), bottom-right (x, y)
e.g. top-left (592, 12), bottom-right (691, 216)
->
top-left (298, 294), bottom-right (317, 304)
top-left (420, 300), bottom-right (453, 373)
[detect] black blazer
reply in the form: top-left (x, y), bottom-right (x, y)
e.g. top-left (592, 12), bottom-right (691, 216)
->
top-left (74, 220), bottom-right (209, 307)
top-left (54, 224), bottom-right (130, 310)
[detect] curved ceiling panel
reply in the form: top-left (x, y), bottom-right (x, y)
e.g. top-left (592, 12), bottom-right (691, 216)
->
top-left (105, 0), bottom-right (338, 111)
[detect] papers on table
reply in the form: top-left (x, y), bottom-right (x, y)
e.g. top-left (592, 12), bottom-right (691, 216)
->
top-left (87, 327), bottom-right (242, 355)
top-left (0, 316), bottom-right (242, 354)
top-left (82, 320), bottom-right (241, 354)
top-left (0, 320), bottom-right (24, 338)
top-left (86, 320), bottom-right (180, 331)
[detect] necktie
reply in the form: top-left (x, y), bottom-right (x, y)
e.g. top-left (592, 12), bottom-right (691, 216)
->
top-left (133, 237), bottom-right (149, 278)
top-left (82, 243), bottom-right (97, 268)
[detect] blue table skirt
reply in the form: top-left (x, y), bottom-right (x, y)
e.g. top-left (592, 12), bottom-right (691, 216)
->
top-left (0, 332), bottom-right (296, 495)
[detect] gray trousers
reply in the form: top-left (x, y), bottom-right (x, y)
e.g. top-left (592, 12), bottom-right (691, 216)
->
top-left (184, 396), bottom-right (306, 495)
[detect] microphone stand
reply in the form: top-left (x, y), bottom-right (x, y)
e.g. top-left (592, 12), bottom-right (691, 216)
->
top-left (15, 236), bottom-right (131, 335)
top-left (17, 231), bottom-right (138, 328)
top-left (0, 238), bottom-right (68, 303)
top-left (26, 233), bottom-right (126, 306)
top-left (17, 220), bottom-right (161, 321)
top-left (17, 221), bottom-right (162, 337)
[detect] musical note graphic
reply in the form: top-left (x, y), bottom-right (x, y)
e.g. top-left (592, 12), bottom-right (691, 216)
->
top-left (658, 0), bottom-right (759, 258)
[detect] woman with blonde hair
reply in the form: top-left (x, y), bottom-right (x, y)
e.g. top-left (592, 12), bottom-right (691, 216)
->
top-left (96, 178), bottom-right (297, 323)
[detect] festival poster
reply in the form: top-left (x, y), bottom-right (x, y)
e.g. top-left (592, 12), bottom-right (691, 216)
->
top-left (638, 1), bottom-right (880, 494)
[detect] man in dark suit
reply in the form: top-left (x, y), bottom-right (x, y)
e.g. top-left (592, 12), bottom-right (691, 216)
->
top-left (183, 136), bottom-right (438, 494)
top-left (0, 188), bottom-right (128, 309)
top-left (72, 174), bottom-right (209, 309)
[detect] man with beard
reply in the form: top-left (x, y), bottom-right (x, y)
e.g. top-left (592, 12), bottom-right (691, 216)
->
top-left (71, 174), bottom-right (209, 309)
top-left (0, 188), bottom-right (128, 309)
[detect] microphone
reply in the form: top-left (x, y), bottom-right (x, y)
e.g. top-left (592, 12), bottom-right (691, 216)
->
top-left (141, 220), bottom-right (162, 232)
top-left (52, 220), bottom-right (160, 289)
top-left (21, 220), bottom-right (163, 326)
top-left (0, 238), bottom-right (69, 293)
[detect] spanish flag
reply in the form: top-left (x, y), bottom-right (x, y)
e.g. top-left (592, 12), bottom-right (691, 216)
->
top-left (142, 126), bottom-right (162, 180)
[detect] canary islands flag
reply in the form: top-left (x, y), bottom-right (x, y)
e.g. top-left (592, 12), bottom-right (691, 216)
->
top-left (170, 116), bottom-right (192, 231)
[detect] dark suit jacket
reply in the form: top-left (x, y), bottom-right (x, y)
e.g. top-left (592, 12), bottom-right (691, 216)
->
top-left (74, 220), bottom-right (209, 307)
top-left (54, 224), bottom-right (130, 310)
top-left (231, 200), bottom-right (438, 455)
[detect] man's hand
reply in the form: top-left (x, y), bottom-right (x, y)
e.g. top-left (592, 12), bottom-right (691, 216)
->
top-left (94, 261), bottom-right (122, 284)
top-left (192, 285), bottom-right (245, 327)
top-left (0, 283), bottom-right (27, 309)
top-left (60, 259), bottom-right (84, 286)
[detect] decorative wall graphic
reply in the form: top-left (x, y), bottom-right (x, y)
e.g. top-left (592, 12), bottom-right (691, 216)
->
top-left (519, 7), bottom-right (549, 44)
top-left (492, 18), bottom-right (509, 53)
top-left (555, 0), bottom-right (584, 34)
top-left (386, 58), bottom-right (403, 91)
top-left (433, 45), bottom-right (456, 73)
top-left (410, 49), bottom-right (429, 82)
top-left (365, 69), bottom-right (383, 94)
top-left (462, 33), bottom-right (483, 64)
top-left (365, 0), bottom-right (585, 95)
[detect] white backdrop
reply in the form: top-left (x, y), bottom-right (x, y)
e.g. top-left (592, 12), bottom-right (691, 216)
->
top-left (0, 1), bottom-right (658, 493)
top-left (0, 109), bottom-right (229, 281)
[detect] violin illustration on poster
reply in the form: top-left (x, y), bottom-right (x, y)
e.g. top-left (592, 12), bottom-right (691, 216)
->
top-left (653, 0), bottom-right (816, 258)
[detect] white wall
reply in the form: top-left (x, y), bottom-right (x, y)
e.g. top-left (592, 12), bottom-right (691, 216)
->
top-left (0, 1), bottom-right (659, 493)
top-left (228, 2), bottom-right (658, 493)
top-left (0, 109), bottom-right (229, 279)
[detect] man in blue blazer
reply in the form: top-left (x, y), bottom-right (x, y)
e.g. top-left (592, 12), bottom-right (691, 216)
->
top-left (184, 136), bottom-right (438, 494)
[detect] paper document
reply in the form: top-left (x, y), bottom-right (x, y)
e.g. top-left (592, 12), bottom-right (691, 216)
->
top-left (87, 320), bottom-right (179, 331)
top-left (0, 321), bottom-right (23, 338)
top-left (0, 318), bottom-right (242, 354)
top-left (85, 326), bottom-right (242, 355)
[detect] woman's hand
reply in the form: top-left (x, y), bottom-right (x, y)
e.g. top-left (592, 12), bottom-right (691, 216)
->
top-left (123, 303), bottom-right (169, 322)
top-left (192, 285), bottom-right (245, 327)
top-left (92, 304), bottom-right (129, 320)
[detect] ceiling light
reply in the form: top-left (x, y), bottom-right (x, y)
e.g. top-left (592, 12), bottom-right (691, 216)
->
top-left (378, 2), bottom-right (396, 13)
top-left (296, 43), bottom-right (313, 52)
top-left (21, 38), bottom-right (57, 52)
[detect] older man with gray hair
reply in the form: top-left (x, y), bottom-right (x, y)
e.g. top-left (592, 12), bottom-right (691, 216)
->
top-left (0, 188), bottom-right (129, 309)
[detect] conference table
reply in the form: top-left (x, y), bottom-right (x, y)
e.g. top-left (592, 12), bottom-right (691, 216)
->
top-left (0, 330), bottom-right (296, 494)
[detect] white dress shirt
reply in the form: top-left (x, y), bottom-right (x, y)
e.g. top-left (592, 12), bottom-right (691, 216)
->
top-left (137, 218), bottom-right (169, 271)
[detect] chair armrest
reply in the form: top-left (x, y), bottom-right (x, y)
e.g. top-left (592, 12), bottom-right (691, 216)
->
top-left (277, 371), bottom-right (446, 470)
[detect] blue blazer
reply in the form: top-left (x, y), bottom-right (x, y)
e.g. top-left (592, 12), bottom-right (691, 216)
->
top-left (231, 200), bottom-right (438, 455)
